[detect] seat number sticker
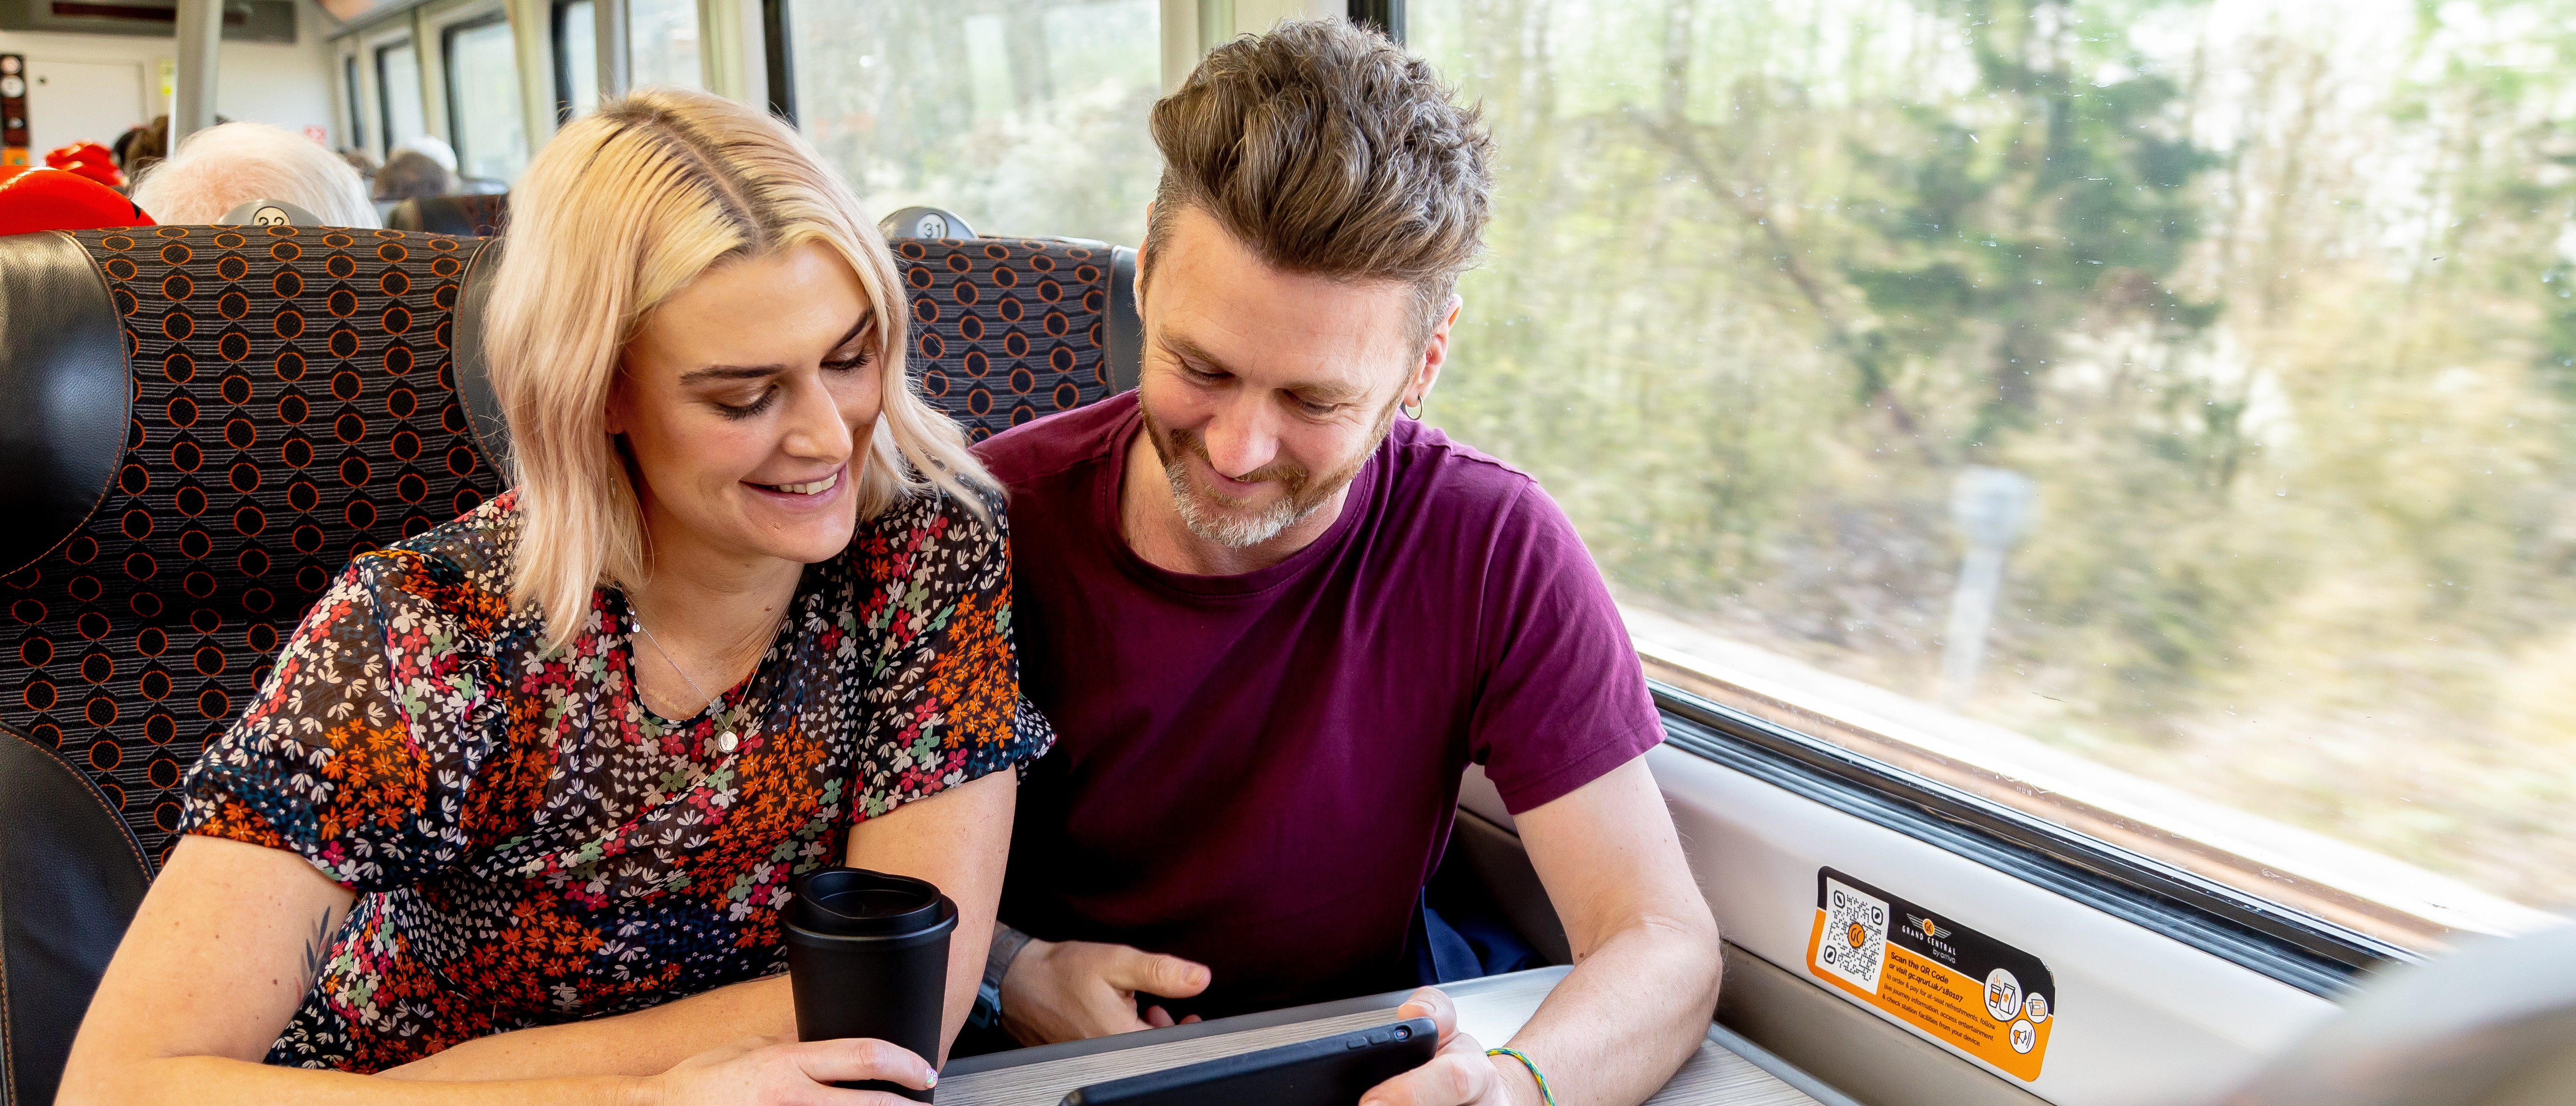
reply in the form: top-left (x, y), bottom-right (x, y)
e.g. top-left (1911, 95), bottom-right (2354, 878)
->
top-left (1804, 868), bottom-right (2055, 1082)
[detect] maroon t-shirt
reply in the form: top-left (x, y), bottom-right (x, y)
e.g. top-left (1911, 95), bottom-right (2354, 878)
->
top-left (975, 391), bottom-right (1662, 1016)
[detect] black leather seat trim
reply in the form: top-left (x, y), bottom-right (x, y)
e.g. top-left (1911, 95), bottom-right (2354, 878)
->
top-left (384, 198), bottom-right (422, 233)
top-left (452, 238), bottom-right (512, 476)
top-left (0, 231), bottom-right (132, 578)
top-left (0, 723), bottom-right (150, 1106)
top-left (1107, 246), bottom-right (1142, 395)
top-left (387, 197), bottom-right (452, 236)
top-left (387, 196), bottom-right (507, 238)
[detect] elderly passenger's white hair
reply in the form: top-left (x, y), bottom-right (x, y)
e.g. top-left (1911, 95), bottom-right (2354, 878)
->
top-left (396, 134), bottom-right (459, 174)
top-left (131, 122), bottom-right (380, 228)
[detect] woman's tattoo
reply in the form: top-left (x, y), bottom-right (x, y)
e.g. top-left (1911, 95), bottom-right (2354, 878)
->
top-left (299, 907), bottom-right (339, 992)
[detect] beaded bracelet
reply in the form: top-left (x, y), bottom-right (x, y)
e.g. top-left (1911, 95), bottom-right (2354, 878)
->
top-left (1486, 1047), bottom-right (1561, 1106)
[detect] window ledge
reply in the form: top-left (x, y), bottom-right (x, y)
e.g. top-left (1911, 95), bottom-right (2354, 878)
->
top-left (1619, 603), bottom-right (2563, 953)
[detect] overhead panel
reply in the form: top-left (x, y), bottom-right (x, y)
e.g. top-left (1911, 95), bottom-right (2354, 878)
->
top-left (0, 0), bottom-right (296, 42)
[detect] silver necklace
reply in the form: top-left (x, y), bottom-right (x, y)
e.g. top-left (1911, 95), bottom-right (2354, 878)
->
top-left (631, 607), bottom-right (786, 752)
top-left (632, 618), bottom-right (722, 719)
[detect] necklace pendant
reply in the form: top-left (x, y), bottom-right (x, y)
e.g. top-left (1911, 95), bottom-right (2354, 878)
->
top-left (716, 731), bottom-right (738, 755)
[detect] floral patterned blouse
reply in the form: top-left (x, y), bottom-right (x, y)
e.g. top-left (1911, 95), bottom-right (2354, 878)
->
top-left (179, 485), bottom-right (1053, 1073)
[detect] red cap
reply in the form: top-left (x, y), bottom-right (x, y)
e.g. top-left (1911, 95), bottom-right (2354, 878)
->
top-left (43, 142), bottom-right (126, 189)
top-left (0, 166), bottom-right (155, 236)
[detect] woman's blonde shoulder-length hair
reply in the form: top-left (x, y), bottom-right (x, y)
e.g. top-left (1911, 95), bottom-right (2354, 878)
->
top-left (482, 87), bottom-right (993, 650)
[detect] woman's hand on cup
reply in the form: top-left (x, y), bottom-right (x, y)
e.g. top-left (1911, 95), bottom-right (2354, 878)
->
top-left (651, 1034), bottom-right (936, 1105)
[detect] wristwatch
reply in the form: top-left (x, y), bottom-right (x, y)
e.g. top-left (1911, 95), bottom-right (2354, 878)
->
top-left (976, 923), bottom-right (1037, 1026)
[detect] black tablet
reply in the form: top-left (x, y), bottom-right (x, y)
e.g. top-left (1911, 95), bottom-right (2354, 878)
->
top-left (1061, 1017), bottom-right (1440, 1106)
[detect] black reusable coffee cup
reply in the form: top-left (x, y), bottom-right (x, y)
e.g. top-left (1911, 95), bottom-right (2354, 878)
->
top-left (785, 866), bottom-right (959, 1101)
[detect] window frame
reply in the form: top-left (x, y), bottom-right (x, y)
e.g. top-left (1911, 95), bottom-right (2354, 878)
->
top-left (440, 9), bottom-right (521, 179)
top-left (372, 38), bottom-right (424, 162)
top-left (759, 0), bottom-right (794, 122)
top-left (346, 18), bottom-right (414, 164)
top-left (1649, 671), bottom-right (2413, 998)
top-left (342, 52), bottom-right (367, 153)
top-left (1346, 0), bottom-right (1402, 42)
top-left (551, 0), bottom-right (593, 123)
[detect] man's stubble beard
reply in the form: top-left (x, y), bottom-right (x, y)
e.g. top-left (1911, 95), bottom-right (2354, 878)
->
top-left (1142, 393), bottom-right (1404, 549)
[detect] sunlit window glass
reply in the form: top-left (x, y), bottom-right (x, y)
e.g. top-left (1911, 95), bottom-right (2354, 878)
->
top-left (446, 18), bottom-right (528, 182)
top-left (628, 0), bottom-right (703, 90)
top-left (376, 41), bottom-right (426, 154)
top-left (558, 0), bottom-right (600, 121)
top-left (787, 0), bottom-right (1160, 243)
top-left (1411, 0), bottom-right (2576, 937)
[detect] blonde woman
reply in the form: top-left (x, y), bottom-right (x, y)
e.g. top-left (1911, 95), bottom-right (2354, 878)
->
top-left (59, 88), bottom-right (1052, 1105)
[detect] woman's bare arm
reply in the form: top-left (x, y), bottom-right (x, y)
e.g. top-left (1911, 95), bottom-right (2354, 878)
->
top-left (844, 766), bottom-right (1017, 1060)
top-left (373, 769), bottom-right (1019, 1082)
top-left (54, 835), bottom-right (647, 1106)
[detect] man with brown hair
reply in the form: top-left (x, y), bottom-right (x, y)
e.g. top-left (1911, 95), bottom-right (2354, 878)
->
top-left (973, 19), bottom-right (1722, 1106)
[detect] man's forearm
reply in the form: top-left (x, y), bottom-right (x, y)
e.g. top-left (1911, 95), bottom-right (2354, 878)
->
top-left (380, 975), bottom-right (796, 1082)
top-left (1503, 915), bottom-right (1723, 1106)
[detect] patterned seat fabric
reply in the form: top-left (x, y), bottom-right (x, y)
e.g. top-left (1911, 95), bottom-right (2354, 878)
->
top-left (0, 226), bottom-right (506, 871)
top-left (893, 237), bottom-right (1138, 443)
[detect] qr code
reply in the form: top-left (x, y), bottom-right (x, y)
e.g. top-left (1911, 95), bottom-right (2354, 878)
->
top-left (1814, 878), bottom-right (1889, 994)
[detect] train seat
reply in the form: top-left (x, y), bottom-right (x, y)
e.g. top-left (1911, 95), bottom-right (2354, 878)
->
top-left (885, 235), bottom-right (1141, 440)
top-left (2230, 924), bottom-right (2576, 1105)
top-left (385, 193), bottom-right (509, 238)
top-left (0, 225), bottom-right (507, 1105)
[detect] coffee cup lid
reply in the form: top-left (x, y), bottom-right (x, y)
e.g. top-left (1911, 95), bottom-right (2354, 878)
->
top-left (789, 867), bottom-right (950, 937)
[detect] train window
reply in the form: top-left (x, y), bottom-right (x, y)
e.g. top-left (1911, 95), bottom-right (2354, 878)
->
top-left (628, 0), bottom-right (703, 90)
top-left (555, 0), bottom-right (600, 122)
top-left (1408, 0), bottom-right (2576, 953)
top-left (445, 15), bottom-right (529, 181)
top-left (785, 0), bottom-right (1160, 243)
top-left (343, 54), bottom-right (365, 152)
top-left (375, 40), bottom-right (427, 155)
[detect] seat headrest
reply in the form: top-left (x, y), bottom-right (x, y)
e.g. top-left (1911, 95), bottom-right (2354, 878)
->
top-left (218, 198), bottom-right (322, 227)
top-left (2227, 925), bottom-right (2576, 1105)
top-left (0, 225), bottom-right (507, 868)
top-left (0, 229), bottom-right (131, 571)
top-left (880, 206), bottom-right (976, 240)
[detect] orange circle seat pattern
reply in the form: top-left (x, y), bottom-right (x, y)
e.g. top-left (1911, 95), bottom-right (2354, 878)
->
top-left (1, 227), bottom-right (506, 870)
top-left (896, 238), bottom-right (1117, 443)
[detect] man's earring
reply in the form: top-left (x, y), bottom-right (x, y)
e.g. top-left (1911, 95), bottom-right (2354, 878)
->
top-left (1401, 396), bottom-right (1424, 420)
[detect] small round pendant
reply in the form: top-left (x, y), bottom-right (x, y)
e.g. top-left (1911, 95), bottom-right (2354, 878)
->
top-left (717, 731), bottom-right (739, 755)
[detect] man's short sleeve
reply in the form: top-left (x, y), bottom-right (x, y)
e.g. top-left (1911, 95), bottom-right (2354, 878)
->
top-left (1467, 484), bottom-right (1663, 814)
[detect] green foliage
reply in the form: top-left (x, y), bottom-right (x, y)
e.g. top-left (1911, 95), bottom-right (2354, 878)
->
top-left (791, 0), bottom-right (1160, 244)
top-left (1837, 0), bottom-right (2222, 447)
top-left (1413, 0), bottom-right (2576, 906)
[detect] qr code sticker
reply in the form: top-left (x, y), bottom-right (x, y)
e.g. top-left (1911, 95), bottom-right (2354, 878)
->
top-left (1815, 878), bottom-right (1889, 994)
